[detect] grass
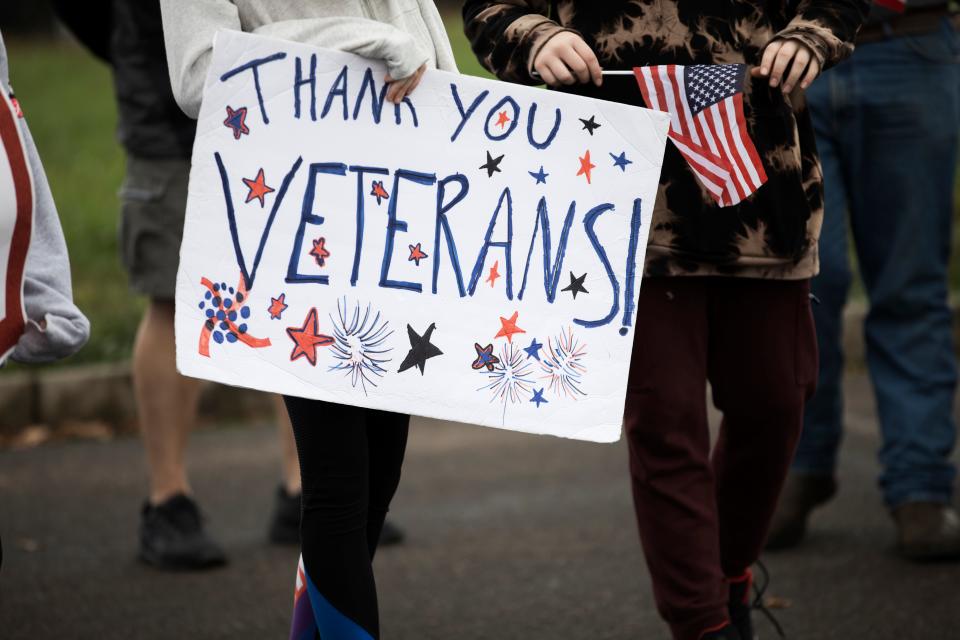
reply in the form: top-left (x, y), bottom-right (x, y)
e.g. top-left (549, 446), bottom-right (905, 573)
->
top-left (3, 17), bottom-right (959, 368)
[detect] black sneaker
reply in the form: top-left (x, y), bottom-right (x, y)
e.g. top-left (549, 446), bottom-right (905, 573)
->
top-left (139, 494), bottom-right (227, 570)
top-left (378, 519), bottom-right (405, 546)
top-left (268, 485), bottom-right (302, 545)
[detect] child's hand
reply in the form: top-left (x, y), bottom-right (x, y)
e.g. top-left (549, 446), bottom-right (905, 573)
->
top-left (531, 32), bottom-right (603, 87)
top-left (751, 39), bottom-right (821, 94)
top-left (385, 64), bottom-right (427, 104)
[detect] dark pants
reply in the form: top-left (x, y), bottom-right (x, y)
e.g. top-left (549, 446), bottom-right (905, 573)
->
top-left (624, 277), bottom-right (817, 640)
top-left (284, 397), bottom-right (409, 640)
top-left (796, 19), bottom-right (959, 507)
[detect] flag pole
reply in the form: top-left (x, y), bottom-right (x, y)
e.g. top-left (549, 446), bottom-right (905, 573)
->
top-left (531, 70), bottom-right (635, 78)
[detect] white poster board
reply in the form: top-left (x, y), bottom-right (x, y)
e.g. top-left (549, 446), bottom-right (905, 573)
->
top-left (176, 31), bottom-right (669, 442)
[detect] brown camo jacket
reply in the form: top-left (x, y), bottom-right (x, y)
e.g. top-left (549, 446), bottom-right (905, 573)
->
top-left (462, 0), bottom-right (871, 279)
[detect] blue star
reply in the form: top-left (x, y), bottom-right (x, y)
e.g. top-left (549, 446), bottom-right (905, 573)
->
top-left (528, 166), bottom-right (549, 184)
top-left (523, 338), bottom-right (543, 361)
top-left (531, 388), bottom-right (548, 408)
top-left (610, 151), bottom-right (632, 172)
top-left (223, 105), bottom-right (250, 140)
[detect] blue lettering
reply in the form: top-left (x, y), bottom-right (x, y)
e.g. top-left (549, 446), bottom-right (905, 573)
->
top-left (517, 197), bottom-right (576, 302)
top-left (219, 52), bottom-right (287, 125)
top-left (380, 169), bottom-right (437, 292)
top-left (468, 188), bottom-right (514, 299)
top-left (574, 203), bottom-right (619, 328)
top-left (287, 163), bottom-right (347, 284)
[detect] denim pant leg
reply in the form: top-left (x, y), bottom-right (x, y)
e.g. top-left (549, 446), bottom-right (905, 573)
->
top-left (792, 70), bottom-right (852, 475)
top-left (849, 23), bottom-right (960, 507)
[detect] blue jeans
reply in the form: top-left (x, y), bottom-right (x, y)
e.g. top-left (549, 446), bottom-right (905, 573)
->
top-left (794, 18), bottom-right (960, 507)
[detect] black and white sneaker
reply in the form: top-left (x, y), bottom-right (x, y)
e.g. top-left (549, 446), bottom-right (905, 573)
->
top-left (139, 494), bottom-right (227, 570)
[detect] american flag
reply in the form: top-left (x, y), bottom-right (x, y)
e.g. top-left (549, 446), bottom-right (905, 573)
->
top-left (634, 64), bottom-right (767, 207)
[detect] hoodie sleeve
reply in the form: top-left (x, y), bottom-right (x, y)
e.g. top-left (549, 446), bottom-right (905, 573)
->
top-left (159, 0), bottom-right (430, 119)
top-left (0, 32), bottom-right (90, 365)
top-left (462, 0), bottom-right (578, 85)
top-left (11, 116), bottom-right (91, 364)
top-left (776, 0), bottom-right (871, 69)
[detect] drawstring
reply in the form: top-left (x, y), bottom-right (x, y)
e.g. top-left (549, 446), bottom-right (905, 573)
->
top-left (753, 561), bottom-right (786, 638)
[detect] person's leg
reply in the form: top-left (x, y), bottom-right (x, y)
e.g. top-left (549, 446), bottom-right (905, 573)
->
top-left (133, 299), bottom-right (200, 503)
top-left (848, 28), bottom-right (959, 511)
top-left (124, 156), bottom-right (225, 569)
top-left (710, 278), bottom-right (817, 576)
top-left (791, 66), bottom-right (853, 478)
top-left (624, 278), bottom-right (727, 640)
top-left (284, 396), bottom-right (383, 639)
top-left (364, 410), bottom-right (409, 558)
top-left (766, 68), bottom-right (851, 550)
top-left (269, 394), bottom-right (305, 545)
top-left (275, 395), bottom-right (302, 494)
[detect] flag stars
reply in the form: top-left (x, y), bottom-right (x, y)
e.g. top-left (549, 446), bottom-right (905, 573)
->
top-left (562, 271), bottom-right (589, 299)
top-left (577, 150), bottom-right (596, 184)
top-left (310, 237), bottom-right (330, 267)
top-left (494, 311), bottom-right (526, 343)
top-left (242, 168), bottom-right (275, 207)
top-left (223, 106), bottom-right (250, 139)
top-left (268, 293), bottom-right (288, 320)
top-left (480, 151), bottom-right (504, 177)
top-left (408, 243), bottom-right (428, 266)
top-left (610, 151), bottom-right (632, 172)
top-left (523, 338), bottom-right (543, 361)
top-left (579, 115), bottom-right (601, 135)
top-left (529, 165), bottom-right (549, 184)
top-left (486, 260), bottom-right (501, 287)
top-left (531, 388), bottom-right (548, 408)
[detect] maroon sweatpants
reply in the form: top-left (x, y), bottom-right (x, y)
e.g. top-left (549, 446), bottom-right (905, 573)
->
top-left (624, 277), bottom-right (817, 640)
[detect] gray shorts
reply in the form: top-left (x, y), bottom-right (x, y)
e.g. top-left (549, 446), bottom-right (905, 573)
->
top-left (119, 155), bottom-right (190, 300)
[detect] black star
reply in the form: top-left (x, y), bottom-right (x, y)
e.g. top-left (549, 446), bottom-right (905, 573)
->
top-left (579, 115), bottom-right (601, 136)
top-left (398, 323), bottom-right (443, 375)
top-left (561, 272), bottom-right (589, 299)
top-left (480, 151), bottom-right (504, 177)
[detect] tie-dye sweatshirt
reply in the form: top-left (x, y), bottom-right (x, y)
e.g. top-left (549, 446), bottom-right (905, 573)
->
top-left (463, 1), bottom-right (870, 279)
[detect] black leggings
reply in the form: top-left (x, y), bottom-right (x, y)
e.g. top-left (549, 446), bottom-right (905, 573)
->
top-left (284, 396), bottom-right (409, 640)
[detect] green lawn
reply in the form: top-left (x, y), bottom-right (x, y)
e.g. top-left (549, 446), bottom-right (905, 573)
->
top-left (3, 20), bottom-right (959, 367)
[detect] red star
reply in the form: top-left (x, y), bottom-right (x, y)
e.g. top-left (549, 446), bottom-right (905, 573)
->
top-left (310, 237), bottom-right (330, 267)
top-left (495, 110), bottom-right (511, 129)
top-left (408, 243), bottom-right (428, 266)
top-left (486, 260), bottom-right (501, 287)
top-left (242, 168), bottom-right (275, 208)
top-left (577, 150), bottom-right (596, 184)
top-left (494, 311), bottom-right (526, 343)
top-left (268, 293), bottom-right (288, 320)
top-left (371, 180), bottom-right (390, 205)
top-left (286, 308), bottom-right (334, 366)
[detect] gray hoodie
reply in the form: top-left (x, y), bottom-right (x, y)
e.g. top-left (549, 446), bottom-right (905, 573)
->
top-left (159, 0), bottom-right (458, 118)
top-left (0, 32), bottom-right (89, 364)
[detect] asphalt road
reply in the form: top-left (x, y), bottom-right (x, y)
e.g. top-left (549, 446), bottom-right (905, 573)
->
top-left (1, 372), bottom-right (958, 639)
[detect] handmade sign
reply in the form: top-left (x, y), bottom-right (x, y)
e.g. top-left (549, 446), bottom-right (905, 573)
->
top-left (0, 87), bottom-right (32, 364)
top-left (175, 30), bottom-right (670, 442)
